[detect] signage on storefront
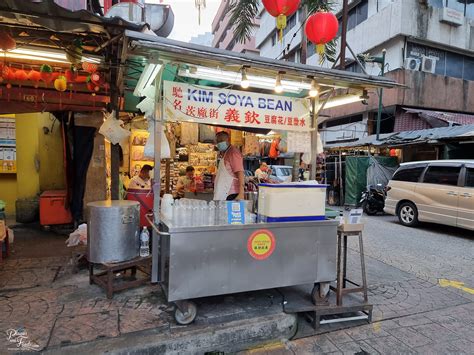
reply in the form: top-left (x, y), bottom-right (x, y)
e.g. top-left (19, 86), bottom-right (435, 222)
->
top-left (163, 81), bottom-right (311, 132)
top-left (247, 229), bottom-right (276, 260)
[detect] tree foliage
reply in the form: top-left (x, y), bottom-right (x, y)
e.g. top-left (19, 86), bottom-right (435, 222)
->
top-left (229, 0), bottom-right (337, 64)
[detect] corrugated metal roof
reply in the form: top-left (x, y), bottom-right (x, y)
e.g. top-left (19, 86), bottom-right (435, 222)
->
top-left (403, 108), bottom-right (474, 126)
top-left (326, 124), bottom-right (474, 149)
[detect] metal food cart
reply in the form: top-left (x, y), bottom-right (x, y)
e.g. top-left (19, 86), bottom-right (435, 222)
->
top-left (156, 219), bottom-right (337, 324)
top-left (124, 31), bottom-right (402, 325)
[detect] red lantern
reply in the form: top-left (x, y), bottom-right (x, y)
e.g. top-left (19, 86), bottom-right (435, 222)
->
top-left (262, 0), bottom-right (301, 42)
top-left (389, 148), bottom-right (397, 157)
top-left (305, 12), bottom-right (339, 56)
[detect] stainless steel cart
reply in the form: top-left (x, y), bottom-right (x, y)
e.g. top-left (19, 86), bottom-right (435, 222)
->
top-left (156, 220), bottom-right (338, 324)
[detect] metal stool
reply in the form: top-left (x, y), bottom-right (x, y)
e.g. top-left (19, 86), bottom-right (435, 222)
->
top-left (331, 224), bottom-right (368, 306)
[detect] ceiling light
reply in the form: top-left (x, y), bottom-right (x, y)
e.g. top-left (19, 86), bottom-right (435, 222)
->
top-left (240, 67), bottom-right (249, 89)
top-left (0, 47), bottom-right (101, 64)
top-left (274, 72), bottom-right (283, 93)
top-left (309, 79), bottom-right (319, 98)
top-left (178, 66), bottom-right (311, 94)
top-left (320, 94), bottom-right (364, 109)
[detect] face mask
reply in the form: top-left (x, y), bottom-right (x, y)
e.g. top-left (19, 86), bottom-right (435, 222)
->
top-left (216, 141), bottom-right (229, 152)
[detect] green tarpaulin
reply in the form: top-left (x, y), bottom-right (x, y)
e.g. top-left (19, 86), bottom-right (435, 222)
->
top-left (344, 156), bottom-right (398, 205)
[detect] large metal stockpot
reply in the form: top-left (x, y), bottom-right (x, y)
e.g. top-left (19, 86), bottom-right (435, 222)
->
top-left (87, 200), bottom-right (140, 263)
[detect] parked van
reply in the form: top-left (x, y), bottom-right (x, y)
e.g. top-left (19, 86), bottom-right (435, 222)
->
top-left (384, 160), bottom-right (474, 231)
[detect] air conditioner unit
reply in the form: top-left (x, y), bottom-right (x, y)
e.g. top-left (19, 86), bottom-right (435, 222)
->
top-left (421, 56), bottom-right (436, 73)
top-left (404, 57), bottom-right (421, 71)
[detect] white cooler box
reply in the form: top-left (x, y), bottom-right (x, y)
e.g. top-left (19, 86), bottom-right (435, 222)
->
top-left (258, 183), bottom-right (328, 222)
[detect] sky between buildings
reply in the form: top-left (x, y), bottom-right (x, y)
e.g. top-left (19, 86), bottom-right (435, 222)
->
top-left (146, 0), bottom-right (220, 42)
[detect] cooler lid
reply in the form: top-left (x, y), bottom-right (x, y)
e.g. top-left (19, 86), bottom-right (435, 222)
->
top-left (41, 190), bottom-right (68, 198)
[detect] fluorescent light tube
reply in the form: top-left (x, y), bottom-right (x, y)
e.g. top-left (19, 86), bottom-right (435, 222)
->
top-left (134, 63), bottom-right (163, 97)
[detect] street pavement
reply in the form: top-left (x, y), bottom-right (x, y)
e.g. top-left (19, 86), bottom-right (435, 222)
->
top-left (241, 215), bottom-right (474, 355)
top-left (1, 216), bottom-right (473, 354)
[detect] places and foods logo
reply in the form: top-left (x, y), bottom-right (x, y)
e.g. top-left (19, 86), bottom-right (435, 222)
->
top-left (247, 229), bottom-right (276, 260)
top-left (6, 328), bottom-right (40, 352)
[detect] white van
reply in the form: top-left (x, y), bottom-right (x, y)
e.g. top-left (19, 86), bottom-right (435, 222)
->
top-left (384, 160), bottom-right (474, 230)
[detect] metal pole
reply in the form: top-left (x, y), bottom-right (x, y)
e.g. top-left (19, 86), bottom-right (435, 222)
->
top-left (151, 69), bottom-right (163, 284)
top-left (310, 97), bottom-right (319, 180)
top-left (340, 0), bottom-right (349, 69)
top-left (376, 49), bottom-right (386, 141)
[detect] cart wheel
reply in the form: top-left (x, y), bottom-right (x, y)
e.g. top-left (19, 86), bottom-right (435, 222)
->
top-left (311, 283), bottom-right (330, 306)
top-left (174, 301), bottom-right (197, 325)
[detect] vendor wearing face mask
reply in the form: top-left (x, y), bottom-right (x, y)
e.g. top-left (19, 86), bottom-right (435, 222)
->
top-left (213, 131), bottom-right (245, 201)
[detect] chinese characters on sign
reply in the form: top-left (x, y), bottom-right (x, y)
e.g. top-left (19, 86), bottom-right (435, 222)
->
top-left (163, 81), bottom-right (311, 132)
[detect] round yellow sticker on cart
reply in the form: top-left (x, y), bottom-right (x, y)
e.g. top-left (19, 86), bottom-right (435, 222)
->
top-left (247, 230), bottom-right (275, 260)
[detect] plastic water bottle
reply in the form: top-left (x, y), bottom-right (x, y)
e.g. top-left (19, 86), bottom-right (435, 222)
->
top-left (258, 190), bottom-right (266, 223)
top-left (172, 200), bottom-right (181, 226)
top-left (192, 200), bottom-right (200, 226)
top-left (139, 227), bottom-right (150, 257)
top-left (208, 201), bottom-right (216, 226)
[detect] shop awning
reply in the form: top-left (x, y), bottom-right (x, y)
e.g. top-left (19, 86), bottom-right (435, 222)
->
top-left (325, 124), bottom-right (474, 149)
top-left (124, 30), bottom-right (404, 93)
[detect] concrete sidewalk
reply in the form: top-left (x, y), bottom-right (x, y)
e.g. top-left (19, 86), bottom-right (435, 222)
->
top-left (0, 225), bottom-right (296, 354)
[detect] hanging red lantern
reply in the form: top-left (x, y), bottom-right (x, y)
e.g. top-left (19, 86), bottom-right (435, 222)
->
top-left (389, 148), bottom-right (397, 157)
top-left (262, 0), bottom-right (301, 42)
top-left (305, 11), bottom-right (339, 57)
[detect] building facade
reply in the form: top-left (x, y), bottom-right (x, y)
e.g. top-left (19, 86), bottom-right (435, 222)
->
top-left (189, 32), bottom-right (213, 47)
top-left (255, 0), bottom-right (474, 147)
top-left (211, 0), bottom-right (259, 54)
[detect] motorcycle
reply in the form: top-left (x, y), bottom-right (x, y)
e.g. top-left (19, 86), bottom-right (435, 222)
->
top-left (359, 184), bottom-right (387, 215)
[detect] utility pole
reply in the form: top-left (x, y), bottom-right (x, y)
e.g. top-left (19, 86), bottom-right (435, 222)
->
top-left (339, 0), bottom-right (349, 69)
top-left (376, 49), bottom-right (386, 141)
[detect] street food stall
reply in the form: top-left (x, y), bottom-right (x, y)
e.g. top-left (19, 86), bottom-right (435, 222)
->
top-left (124, 31), bottom-right (402, 324)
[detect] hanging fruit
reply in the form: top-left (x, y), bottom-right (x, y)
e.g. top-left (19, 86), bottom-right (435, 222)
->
top-left (66, 38), bottom-right (83, 65)
top-left (90, 72), bottom-right (104, 86)
top-left (305, 11), bottom-right (339, 57)
top-left (0, 31), bottom-right (16, 51)
top-left (40, 64), bottom-right (53, 83)
top-left (27, 69), bottom-right (41, 87)
top-left (82, 61), bottom-right (98, 73)
top-left (14, 69), bottom-right (28, 81)
top-left (5, 67), bottom-right (16, 81)
top-left (65, 66), bottom-right (78, 82)
top-left (86, 75), bottom-right (100, 92)
top-left (0, 64), bottom-right (9, 83)
top-left (54, 75), bottom-right (67, 92)
top-left (262, 0), bottom-right (301, 42)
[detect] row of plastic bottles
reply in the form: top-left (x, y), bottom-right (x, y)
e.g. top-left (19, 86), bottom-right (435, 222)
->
top-left (165, 198), bottom-right (256, 227)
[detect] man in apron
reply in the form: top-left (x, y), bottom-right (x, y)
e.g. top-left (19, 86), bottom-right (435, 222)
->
top-left (213, 131), bottom-right (245, 201)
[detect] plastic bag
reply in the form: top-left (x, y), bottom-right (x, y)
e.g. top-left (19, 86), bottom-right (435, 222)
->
top-left (66, 223), bottom-right (87, 247)
top-left (98, 111), bottom-right (130, 146)
top-left (143, 119), bottom-right (171, 159)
